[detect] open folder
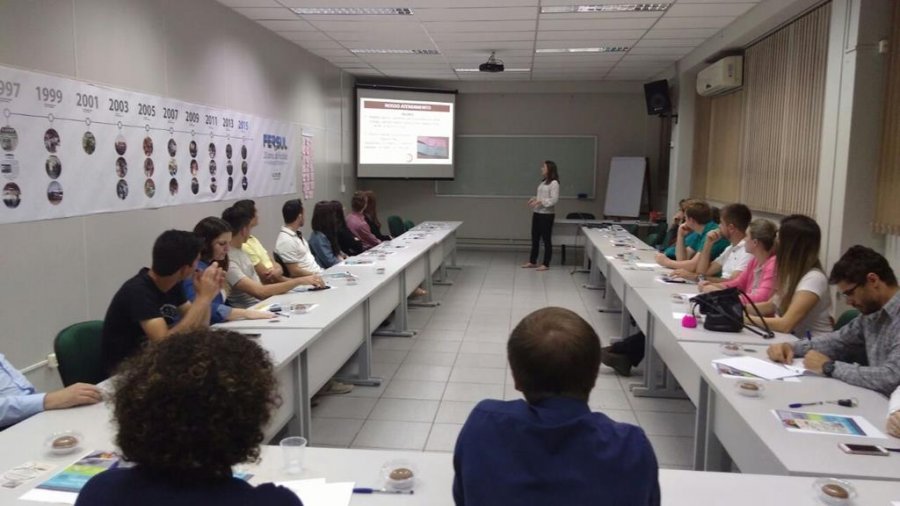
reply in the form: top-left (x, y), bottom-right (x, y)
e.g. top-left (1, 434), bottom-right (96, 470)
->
top-left (711, 356), bottom-right (808, 381)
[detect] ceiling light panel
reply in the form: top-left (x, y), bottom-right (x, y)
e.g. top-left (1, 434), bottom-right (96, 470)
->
top-left (350, 48), bottom-right (440, 54)
top-left (541, 4), bottom-right (670, 14)
top-left (535, 47), bottom-right (629, 53)
top-left (292, 7), bottom-right (413, 15)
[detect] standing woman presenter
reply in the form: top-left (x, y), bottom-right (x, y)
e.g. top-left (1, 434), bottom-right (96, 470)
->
top-left (522, 160), bottom-right (560, 271)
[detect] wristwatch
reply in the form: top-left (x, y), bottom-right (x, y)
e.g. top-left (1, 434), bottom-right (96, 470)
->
top-left (822, 361), bottom-right (836, 377)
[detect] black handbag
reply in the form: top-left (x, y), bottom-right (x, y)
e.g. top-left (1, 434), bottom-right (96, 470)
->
top-left (691, 287), bottom-right (774, 338)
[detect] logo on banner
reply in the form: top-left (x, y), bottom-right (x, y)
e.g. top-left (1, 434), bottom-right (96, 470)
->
top-left (263, 134), bottom-right (288, 151)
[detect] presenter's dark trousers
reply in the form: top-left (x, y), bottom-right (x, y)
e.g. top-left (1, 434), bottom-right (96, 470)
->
top-left (529, 212), bottom-right (554, 267)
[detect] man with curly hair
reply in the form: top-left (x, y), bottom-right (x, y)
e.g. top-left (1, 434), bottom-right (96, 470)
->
top-left (76, 330), bottom-right (301, 506)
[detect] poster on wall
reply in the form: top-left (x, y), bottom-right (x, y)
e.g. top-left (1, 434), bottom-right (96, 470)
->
top-left (300, 132), bottom-right (314, 201)
top-left (0, 63), bottom-right (297, 225)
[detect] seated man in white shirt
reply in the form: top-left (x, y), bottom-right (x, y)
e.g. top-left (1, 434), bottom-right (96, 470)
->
top-left (1, 353), bottom-right (101, 429)
top-left (274, 199), bottom-right (323, 278)
top-left (670, 203), bottom-right (753, 282)
top-left (221, 205), bottom-right (324, 309)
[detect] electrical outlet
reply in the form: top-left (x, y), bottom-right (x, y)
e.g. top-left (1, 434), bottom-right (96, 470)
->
top-left (878, 39), bottom-right (889, 54)
top-left (47, 353), bottom-right (59, 369)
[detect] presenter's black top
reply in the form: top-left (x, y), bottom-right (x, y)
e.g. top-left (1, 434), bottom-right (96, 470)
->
top-left (75, 467), bottom-right (302, 506)
top-left (101, 268), bottom-right (186, 374)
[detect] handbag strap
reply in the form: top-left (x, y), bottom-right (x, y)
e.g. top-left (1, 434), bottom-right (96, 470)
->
top-left (739, 289), bottom-right (775, 338)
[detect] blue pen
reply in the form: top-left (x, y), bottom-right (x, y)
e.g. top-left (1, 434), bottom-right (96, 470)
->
top-left (353, 488), bottom-right (414, 495)
top-left (805, 331), bottom-right (812, 340)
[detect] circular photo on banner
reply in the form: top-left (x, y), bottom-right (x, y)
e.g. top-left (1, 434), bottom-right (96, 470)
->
top-left (167, 138), bottom-right (177, 157)
top-left (190, 159), bottom-right (198, 176)
top-left (44, 128), bottom-right (60, 153)
top-left (189, 140), bottom-right (198, 158)
top-left (226, 160), bottom-right (233, 175)
top-left (3, 182), bottom-right (21, 208)
top-left (115, 135), bottom-right (127, 156)
top-left (210, 176), bottom-right (217, 194)
top-left (1, 154), bottom-right (20, 179)
top-left (1, 126), bottom-right (19, 152)
top-left (169, 178), bottom-right (179, 196)
top-left (45, 155), bottom-right (62, 179)
top-left (241, 176), bottom-right (248, 191)
top-left (144, 158), bottom-right (154, 178)
top-left (208, 142), bottom-right (216, 159)
top-left (116, 179), bottom-right (129, 200)
top-left (115, 157), bottom-right (128, 178)
top-left (241, 145), bottom-right (247, 160)
top-left (47, 181), bottom-right (63, 205)
top-left (227, 177), bottom-right (233, 192)
top-left (209, 159), bottom-right (217, 176)
top-left (241, 161), bottom-right (248, 175)
top-left (144, 179), bottom-right (156, 198)
top-left (142, 136), bottom-right (153, 157)
top-left (191, 177), bottom-right (199, 195)
top-left (82, 131), bottom-right (96, 155)
top-left (225, 144), bottom-right (233, 160)
top-left (169, 159), bottom-right (178, 177)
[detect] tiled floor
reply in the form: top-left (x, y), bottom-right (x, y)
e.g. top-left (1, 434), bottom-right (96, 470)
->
top-left (310, 250), bottom-right (696, 468)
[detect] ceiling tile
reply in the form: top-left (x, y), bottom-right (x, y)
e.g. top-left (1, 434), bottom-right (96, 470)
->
top-left (643, 28), bottom-right (721, 39)
top-left (256, 19), bottom-right (316, 31)
top-left (279, 0), bottom-right (538, 6)
top-left (537, 29), bottom-right (645, 40)
top-left (233, 7), bottom-right (297, 19)
top-left (665, 2), bottom-right (756, 18)
top-left (535, 39), bottom-right (634, 49)
top-left (634, 38), bottom-right (707, 47)
top-left (627, 46), bottom-right (693, 56)
top-left (414, 7), bottom-right (538, 21)
top-left (437, 40), bottom-right (534, 50)
top-left (654, 16), bottom-right (736, 29)
top-left (423, 20), bottom-right (537, 32)
top-left (539, 18), bottom-right (656, 31)
top-left (217, 0), bottom-right (281, 7)
top-left (277, 30), bottom-right (332, 41)
top-left (431, 31), bottom-right (536, 42)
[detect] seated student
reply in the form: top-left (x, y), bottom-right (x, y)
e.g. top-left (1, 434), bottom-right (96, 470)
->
top-left (746, 215), bottom-right (833, 337)
top-left (453, 307), bottom-right (660, 506)
top-left (362, 190), bottom-right (391, 241)
top-left (185, 217), bottom-right (274, 324)
top-left (331, 200), bottom-right (364, 256)
top-left (75, 330), bottom-right (301, 506)
top-left (274, 199), bottom-right (324, 277)
top-left (222, 205), bottom-right (324, 309)
top-left (101, 230), bottom-right (223, 375)
top-left (889, 386), bottom-right (900, 438)
top-left (233, 199), bottom-right (284, 284)
top-left (768, 245), bottom-right (900, 396)
top-left (660, 198), bottom-right (688, 253)
top-left (699, 218), bottom-right (778, 304)
top-left (672, 203), bottom-right (753, 282)
top-left (345, 192), bottom-right (381, 250)
top-left (309, 201), bottom-right (345, 269)
top-left (656, 200), bottom-right (729, 270)
top-left (1, 353), bottom-right (101, 429)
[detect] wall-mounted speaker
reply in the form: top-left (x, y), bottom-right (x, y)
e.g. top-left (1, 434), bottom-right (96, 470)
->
top-left (643, 80), bottom-right (672, 116)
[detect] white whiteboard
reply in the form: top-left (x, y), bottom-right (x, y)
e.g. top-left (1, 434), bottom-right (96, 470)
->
top-left (603, 157), bottom-right (646, 218)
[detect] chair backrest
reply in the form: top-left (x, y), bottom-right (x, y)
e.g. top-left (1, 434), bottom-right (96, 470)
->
top-left (834, 309), bottom-right (860, 330)
top-left (403, 219), bottom-right (415, 232)
top-left (566, 212), bottom-right (596, 220)
top-left (273, 251), bottom-right (290, 277)
top-left (387, 215), bottom-right (406, 237)
top-left (54, 321), bottom-right (106, 386)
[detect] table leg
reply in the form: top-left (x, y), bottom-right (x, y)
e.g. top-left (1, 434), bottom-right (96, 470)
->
top-left (373, 271), bottom-right (416, 337)
top-left (630, 319), bottom-right (687, 398)
top-left (409, 253), bottom-right (440, 308)
top-left (336, 302), bottom-right (384, 386)
top-left (299, 351), bottom-right (311, 440)
top-left (446, 233), bottom-right (461, 270)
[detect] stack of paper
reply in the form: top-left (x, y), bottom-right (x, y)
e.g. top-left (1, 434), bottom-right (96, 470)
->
top-left (711, 356), bottom-right (805, 381)
top-left (277, 478), bottom-right (354, 506)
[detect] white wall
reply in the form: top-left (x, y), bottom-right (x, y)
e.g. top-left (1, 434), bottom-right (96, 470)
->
top-left (0, 0), bottom-right (354, 390)
top-left (359, 80), bottom-right (662, 242)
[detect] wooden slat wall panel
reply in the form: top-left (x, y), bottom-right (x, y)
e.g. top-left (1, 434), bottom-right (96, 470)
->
top-left (692, 95), bottom-right (712, 198)
top-left (739, 3), bottom-right (830, 215)
top-left (874, 0), bottom-right (900, 234)
top-left (706, 90), bottom-right (744, 202)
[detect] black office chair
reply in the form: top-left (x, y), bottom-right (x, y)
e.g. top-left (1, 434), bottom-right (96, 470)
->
top-left (273, 252), bottom-right (290, 277)
top-left (562, 213), bottom-right (596, 265)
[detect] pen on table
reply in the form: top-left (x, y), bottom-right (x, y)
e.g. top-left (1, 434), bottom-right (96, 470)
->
top-left (353, 488), bottom-right (414, 495)
top-left (805, 331), bottom-right (812, 341)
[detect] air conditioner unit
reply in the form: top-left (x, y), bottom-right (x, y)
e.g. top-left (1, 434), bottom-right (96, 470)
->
top-left (696, 56), bottom-right (743, 97)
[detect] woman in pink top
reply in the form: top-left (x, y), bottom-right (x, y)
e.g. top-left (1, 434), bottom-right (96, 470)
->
top-left (699, 219), bottom-right (777, 304)
top-left (345, 192), bottom-right (381, 250)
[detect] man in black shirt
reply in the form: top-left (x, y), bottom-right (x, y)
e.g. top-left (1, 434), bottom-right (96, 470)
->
top-left (101, 230), bottom-right (223, 374)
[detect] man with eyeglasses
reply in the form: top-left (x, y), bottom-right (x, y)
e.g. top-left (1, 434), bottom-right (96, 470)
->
top-left (768, 245), bottom-right (900, 397)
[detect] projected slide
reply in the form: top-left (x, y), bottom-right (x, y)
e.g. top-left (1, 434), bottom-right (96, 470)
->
top-left (359, 98), bottom-right (453, 165)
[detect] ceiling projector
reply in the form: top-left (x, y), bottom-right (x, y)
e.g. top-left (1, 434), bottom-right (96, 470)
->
top-left (479, 52), bottom-right (505, 73)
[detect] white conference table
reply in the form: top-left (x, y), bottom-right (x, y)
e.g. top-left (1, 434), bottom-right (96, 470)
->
top-left (683, 341), bottom-right (900, 480)
top-left (3, 410), bottom-right (899, 506)
top-left (216, 222), bottom-right (462, 442)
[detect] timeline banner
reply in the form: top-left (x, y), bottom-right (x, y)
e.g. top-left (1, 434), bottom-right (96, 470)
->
top-left (0, 64), bottom-right (298, 224)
